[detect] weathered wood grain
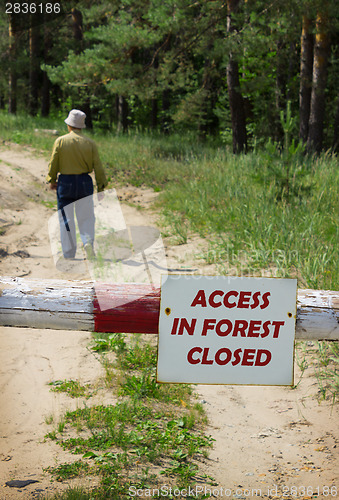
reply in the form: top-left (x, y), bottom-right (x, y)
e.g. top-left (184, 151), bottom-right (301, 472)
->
top-left (296, 289), bottom-right (339, 340)
top-left (0, 276), bottom-right (338, 339)
top-left (0, 277), bottom-right (94, 331)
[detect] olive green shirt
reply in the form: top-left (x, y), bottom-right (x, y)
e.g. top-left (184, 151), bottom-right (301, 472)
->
top-left (47, 130), bottom-right (107, 192)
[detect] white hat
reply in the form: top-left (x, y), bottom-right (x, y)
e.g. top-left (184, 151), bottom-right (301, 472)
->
top-left (65, 109), bottom-right (86, 129)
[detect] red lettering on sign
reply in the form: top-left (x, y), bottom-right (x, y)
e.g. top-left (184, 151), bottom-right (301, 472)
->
top-left (178, 318), bottom-right (197, 335)
top-left (261, 320), bottom-right (271, 338)
top-left (272, 320), bottom-right (285, 338)
top-left (191, 290), bottom-right (271, 310)
top-left (190, 290), bottom-right (207, 307)
top-left (238, 291), bottom-right (252, 308)
top-left (201, 318), bottom-right (216, 336)
top-left (250, 291), bottom-right (261, 309)
top-left (232, 320), bottom-right (248, 337)
top-left (223, 290), bottom-right (238, 308)
top-left (215, 348), bottom-right (232, 365)
top-left (201, 347), bottom-right (214, 365)
top-left (260, 292), bottom-right (271, 309)
top-left (247, 320), bottom-right (262, 337)
top-left (186, 347), bottom-right (273, 367)
top-left (255, 349), bottom-right (272, 366)
top-left (209, 290), bottom-right (224, 308)
top-left (187, 346), bottom-right (202, 364)
top-left (198, 318), bottom-right (284, 338)
top-left (215, 319), bottom-right (232, 336)
top-left (242, 348), bottom-right (256, 365)
top-left (171, 318), bottom-right (179, 335)
top-left (232, 348), bottom-right (242, 365)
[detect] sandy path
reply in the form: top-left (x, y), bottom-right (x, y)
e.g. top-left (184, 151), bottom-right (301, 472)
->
top-left (0, 143), bottom-right (338, 499)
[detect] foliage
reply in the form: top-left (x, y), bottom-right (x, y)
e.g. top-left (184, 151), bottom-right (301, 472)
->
top-left (252, 101), bottom-right (312, 202)
top-left (158, 147), bottom-right (338, 290)
top-left (44, 333), bottom-right (214, 498)
top-left (314, 341), bottom-right (339, 404)
top-left (0, 0), bottom-right (338, 148)
top-left (295, 341), bottom-right (339, 404)
top-left (48, 379), bottom-right (92, 399)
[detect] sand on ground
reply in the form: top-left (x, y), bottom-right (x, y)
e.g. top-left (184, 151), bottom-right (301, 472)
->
top-left (0, 143), bottom-right (338, 499)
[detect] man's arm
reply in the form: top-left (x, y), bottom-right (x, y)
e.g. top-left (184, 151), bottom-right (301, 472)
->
top-left (47, 139), bottom-right (60, 186)
top-left (92, 142), bottom-right (108, 192)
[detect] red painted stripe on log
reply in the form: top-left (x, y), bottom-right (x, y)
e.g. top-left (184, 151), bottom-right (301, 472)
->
top-left (93, 283), bottom-right (161, 333)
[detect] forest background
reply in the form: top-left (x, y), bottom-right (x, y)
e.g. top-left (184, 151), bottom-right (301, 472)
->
top-left (1, 0), bottom-right (338, 153)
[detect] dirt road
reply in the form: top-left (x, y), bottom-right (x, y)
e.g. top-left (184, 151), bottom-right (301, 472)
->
top-left (0, 143), bottom-right (338, 499)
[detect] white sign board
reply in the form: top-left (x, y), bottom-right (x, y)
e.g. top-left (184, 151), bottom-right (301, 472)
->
top-left (157, 276), bottom-right (297, 386)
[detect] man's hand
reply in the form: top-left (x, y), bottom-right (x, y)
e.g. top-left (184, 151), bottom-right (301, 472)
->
top-left (50, 182), bottom-right (57, 190)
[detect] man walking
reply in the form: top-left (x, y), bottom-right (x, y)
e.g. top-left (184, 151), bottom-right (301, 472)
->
top-left (47, 109), bottom-right (107, 260)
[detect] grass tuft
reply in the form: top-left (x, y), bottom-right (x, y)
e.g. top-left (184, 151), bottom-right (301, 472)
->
top-left (43, 333), bottom-right (214, 498)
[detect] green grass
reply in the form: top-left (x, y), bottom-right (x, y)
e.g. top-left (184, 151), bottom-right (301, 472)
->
top-left (157, 150), bottom-right (338, 290)
top-left (43, 487), bottom-right (95, 500)
top-left (0, 111), bottom-right (61, 154)
top-left (1, 110), bottom-right (337, 289)
top-left (43, 336), bottom-right (338, 500)
top-left (48, 380), bottom-right (92, 399)
top-left (314, 341), bottom-right (339, 404)
top-left (1, 111), bottom-right (338, 497)
top-left (294, 341), bottom-right (339, 404)
top-left (43, 334), bottom-right (214, 499)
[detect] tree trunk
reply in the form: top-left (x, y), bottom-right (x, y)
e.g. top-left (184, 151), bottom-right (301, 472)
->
top-left (333, 95), bottom-right (339, 153)
top-left (150, 55), bottom-right (159, 129)
top-left (151, 98), bottom-right (158, 129)
top-left (227, 58), bottom-right (247, 153)
top-left (8, 14), bottom-right (18, 114)
top-left (306, 8), bottom-right (331, 153)
top-left (116, 95), bottom-right (129, 133)
top-left (161, 89), bottom-right (171, 133)
top-left (71, 8), bottom-right (93, 129)
top-left (70, 8), bottom-right (93, 126)
top-left (41, 18), bottom-right (52, 117)
top-left (299, 15), bottom-right (314, 144)
top-left (275, 40), bottom-right (286, 114)
top-left (82, 98), bottom-right (93, 129)
top-left (199, 56), bottom-right (220, 138)
top-left (226, 0), bottom-right (247, 154)
top-left (29, 17), bottom-right (41, 116)
top-left (71, 8), bottom-right (83, 54)
top-left (41, 73), bottom-right (50, 117)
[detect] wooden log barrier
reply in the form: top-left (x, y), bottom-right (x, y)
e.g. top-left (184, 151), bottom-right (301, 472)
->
top-left (0, 276), bottom-right (338, 340)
